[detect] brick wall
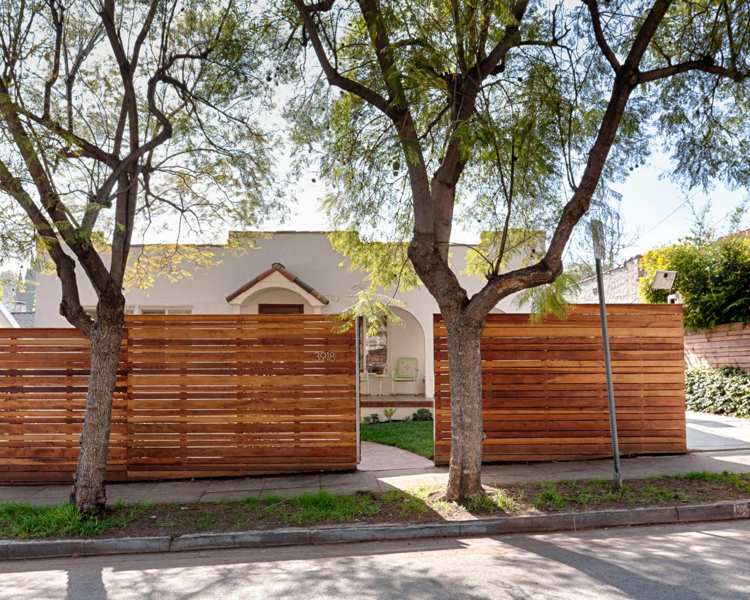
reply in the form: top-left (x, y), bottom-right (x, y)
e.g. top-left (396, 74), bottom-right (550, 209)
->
top-left (684, 322), bottom-right (750, 371)
top-left (572, 256), bottom-right (643, 304)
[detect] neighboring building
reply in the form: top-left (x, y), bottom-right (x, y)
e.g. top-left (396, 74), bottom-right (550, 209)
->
top-left (31, 231), bottom-right (544, 400)
top-left (3, 270), bottom-right (37, 327)
top-left (0, 303), bottom-right (19, 328)
top-left (571, 255), bottom-right (643, 304)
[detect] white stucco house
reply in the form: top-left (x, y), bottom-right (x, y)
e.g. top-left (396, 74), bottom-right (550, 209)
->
top-left (30, 231), bottom-right (543, 400)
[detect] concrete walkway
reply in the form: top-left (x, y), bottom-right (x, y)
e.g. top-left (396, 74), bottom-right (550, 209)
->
top-left (3, 447), bottom-right (750, 507)
top-left (686, 411), bottom-right (750, 451)
top-left (358, 441), bottom-right (434, 471)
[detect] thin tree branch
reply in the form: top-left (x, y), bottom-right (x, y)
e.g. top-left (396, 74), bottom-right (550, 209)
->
top-left (582, 0), bottom-right (621, 72)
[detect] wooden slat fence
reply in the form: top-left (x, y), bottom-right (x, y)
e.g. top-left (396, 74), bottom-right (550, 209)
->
top-left (0, 329), bottom-right (128, 482)
top-left (434, 305), bottom-right (686, 465)
top-left (684, 322), bottom-right (750, 371)
top-left (0, 315), bottom-right (356, 483)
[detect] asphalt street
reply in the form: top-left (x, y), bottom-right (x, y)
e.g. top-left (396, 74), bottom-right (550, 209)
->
top-left (1, 521), bottom-right (748, 599)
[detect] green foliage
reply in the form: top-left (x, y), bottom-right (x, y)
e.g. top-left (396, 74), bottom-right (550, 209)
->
top-left (282, 1), bottom-right (657, 275)
top-left (0, 0), bottom-right (281, 274)
top-left (685, 367), bottom-right (750, 418)
top-left (640, 484), bottom-right (688, 504)
top-left (337, 288), bottom-right (404, 337)
top-left (412, 408), bottom-right (434, 422)
top-left (0, 502), bottom-right (143, 539)
top-left (381, 490), bottom-right (431, 516)
top-left (676, 471), bottom-right (750, 493)
top-left (465, 489), bottom-right (521, 514)
top-left (362, 413), bottom-right (380, 425)
top-left (360, 420), bottom-right (434, 459)
top-left (328, 231), bottom-right (420, 291)
top-left (463, 230), bottom-right (544, 278)
top-left (532, 485), bottom-right (566, 511)
top-left (639, 237), bottom-right (750, 330)
top-left (383, 407), bottom-right (397, 422)
top-left (283, 491), bottom-right (380, 525)
top-left (515, 270), bottom-right (582, 322)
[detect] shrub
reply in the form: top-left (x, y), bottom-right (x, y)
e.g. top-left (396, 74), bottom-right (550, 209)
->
top-left (686, 367), bottom-right (750, 418)
top-left (412, 408), bottom-right (433, 421)
top-left (532, 485), bottom-right (565, 511)
top-left (383, 407), bottom-right (397, 422)
top-left (639, 237), bottom-right (750, 330)
top-left (362, 413), bottom-right (380, 425)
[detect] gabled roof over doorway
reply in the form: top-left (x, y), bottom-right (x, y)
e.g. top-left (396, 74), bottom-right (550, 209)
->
top-left (225, 262), bottom-right (329, 308)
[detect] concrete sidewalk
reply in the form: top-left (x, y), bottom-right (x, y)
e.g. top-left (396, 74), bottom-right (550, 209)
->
top-left (686, 411), bottom-right (750, 451)
top-left (3, 447), bottom-right (750, 507)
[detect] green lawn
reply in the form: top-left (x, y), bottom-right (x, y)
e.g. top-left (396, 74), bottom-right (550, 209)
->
top-left (360, 420), bottom-right (434, 459)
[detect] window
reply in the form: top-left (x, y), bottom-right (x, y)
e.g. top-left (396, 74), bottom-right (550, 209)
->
top-left (364, 318), bottom-right (387, 374)
top-left (140, 306), bottom-right (192, 315)
top-left (83, 306), bottom-right (135, 318)
top-left (258, 303), bottom-right (304, 314)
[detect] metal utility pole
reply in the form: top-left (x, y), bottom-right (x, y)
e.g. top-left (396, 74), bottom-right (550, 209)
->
top-left (591, 220), bottom-right (623, 490)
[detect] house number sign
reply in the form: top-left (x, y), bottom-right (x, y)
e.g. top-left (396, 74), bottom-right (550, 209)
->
top-left (315, 351), bottom-right (336, 361)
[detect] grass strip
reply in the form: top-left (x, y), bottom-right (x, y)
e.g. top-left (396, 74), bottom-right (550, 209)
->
top-left (1, 471), bottom-right (748, 540)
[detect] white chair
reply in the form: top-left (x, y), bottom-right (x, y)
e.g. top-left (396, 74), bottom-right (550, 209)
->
top-left (390, 357), bottom-right (419, 394)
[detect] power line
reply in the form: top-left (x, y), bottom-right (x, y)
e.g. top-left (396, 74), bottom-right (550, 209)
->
top-left (638, 197), bottom-right (692, 238)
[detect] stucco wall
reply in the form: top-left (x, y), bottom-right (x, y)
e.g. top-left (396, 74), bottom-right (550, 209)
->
top-left (31, 231), bottom-right (541, 398)
top-left (378, 306), bottom-right (426, 395)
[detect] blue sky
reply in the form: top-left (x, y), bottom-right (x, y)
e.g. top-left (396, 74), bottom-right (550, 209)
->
top-left (613, 152), bottom-right (748, 257)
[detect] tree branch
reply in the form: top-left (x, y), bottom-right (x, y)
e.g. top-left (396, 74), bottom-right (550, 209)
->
top-left (0, 78), bottom-right (111, 293)
top-left (468, 0), bottom-right (677, 318)
top-left (292, 0), bottom-right (392, 115)
top-left (582, 0), bottom-right (620, 72)
top-left (0, 158), bottom-right (93, 336)
top-left (640, 58), bottom-right (749, 82)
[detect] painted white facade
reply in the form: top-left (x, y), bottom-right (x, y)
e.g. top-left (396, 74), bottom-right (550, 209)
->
top-left (32, 231), bottom-right (542, 398)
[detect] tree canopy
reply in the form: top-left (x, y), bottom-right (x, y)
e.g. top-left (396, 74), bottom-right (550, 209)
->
top-left (0, 0), bottom-right (281, 304)
top-left (281, 0), bottom-right (750, 500)
top-left (0, 0), bottom-right (282, 515)
top-left (282, 0), bottom-right (749, 285)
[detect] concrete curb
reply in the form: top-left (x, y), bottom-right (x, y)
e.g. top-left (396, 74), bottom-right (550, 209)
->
top-left (3, 500), bottom-right (749, 561)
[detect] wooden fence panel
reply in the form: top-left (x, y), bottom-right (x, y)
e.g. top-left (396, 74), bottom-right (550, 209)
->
top-left (0, 315), bottom-right (356, 483)
top-left (0, 329), bottom-right (128, 482)
top-left (434, 305), bottom-right (686, 465)
top-left (125, 315), bottom-right (356, 479)
top-left (684, 322), bottom-right (750, 370)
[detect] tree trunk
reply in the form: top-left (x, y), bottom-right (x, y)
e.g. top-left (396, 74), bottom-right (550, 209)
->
top-left (71, 302), bottom-right (124, 516)
top-left (444, 314), bottom-right (485, 501)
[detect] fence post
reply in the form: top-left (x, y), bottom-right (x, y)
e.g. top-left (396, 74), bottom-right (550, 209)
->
top-left (355, 316), bottom-right (362, 465)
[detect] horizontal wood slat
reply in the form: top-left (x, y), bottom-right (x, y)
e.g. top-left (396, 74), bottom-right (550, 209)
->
top-left (434, 304), bottom-right (687, 465)
top-left (684, 322), bottom-right (750, 370)
top-left (0, 315), bottom-right (356, 483)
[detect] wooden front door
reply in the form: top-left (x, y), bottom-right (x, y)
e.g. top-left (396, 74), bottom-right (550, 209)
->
top-left (258, 303), bottom-right (304, 314)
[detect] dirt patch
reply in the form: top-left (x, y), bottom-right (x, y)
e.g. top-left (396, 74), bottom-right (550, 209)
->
top-left (108, 492), bottom-right (440, 538)
top-left (5, 472), bottom-right (750, 540)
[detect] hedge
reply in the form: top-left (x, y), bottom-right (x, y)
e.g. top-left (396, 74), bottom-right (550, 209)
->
top-left (685, 367), bottom-right (750, 418)
top-left (639, 237), bottom-right (750, 331)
